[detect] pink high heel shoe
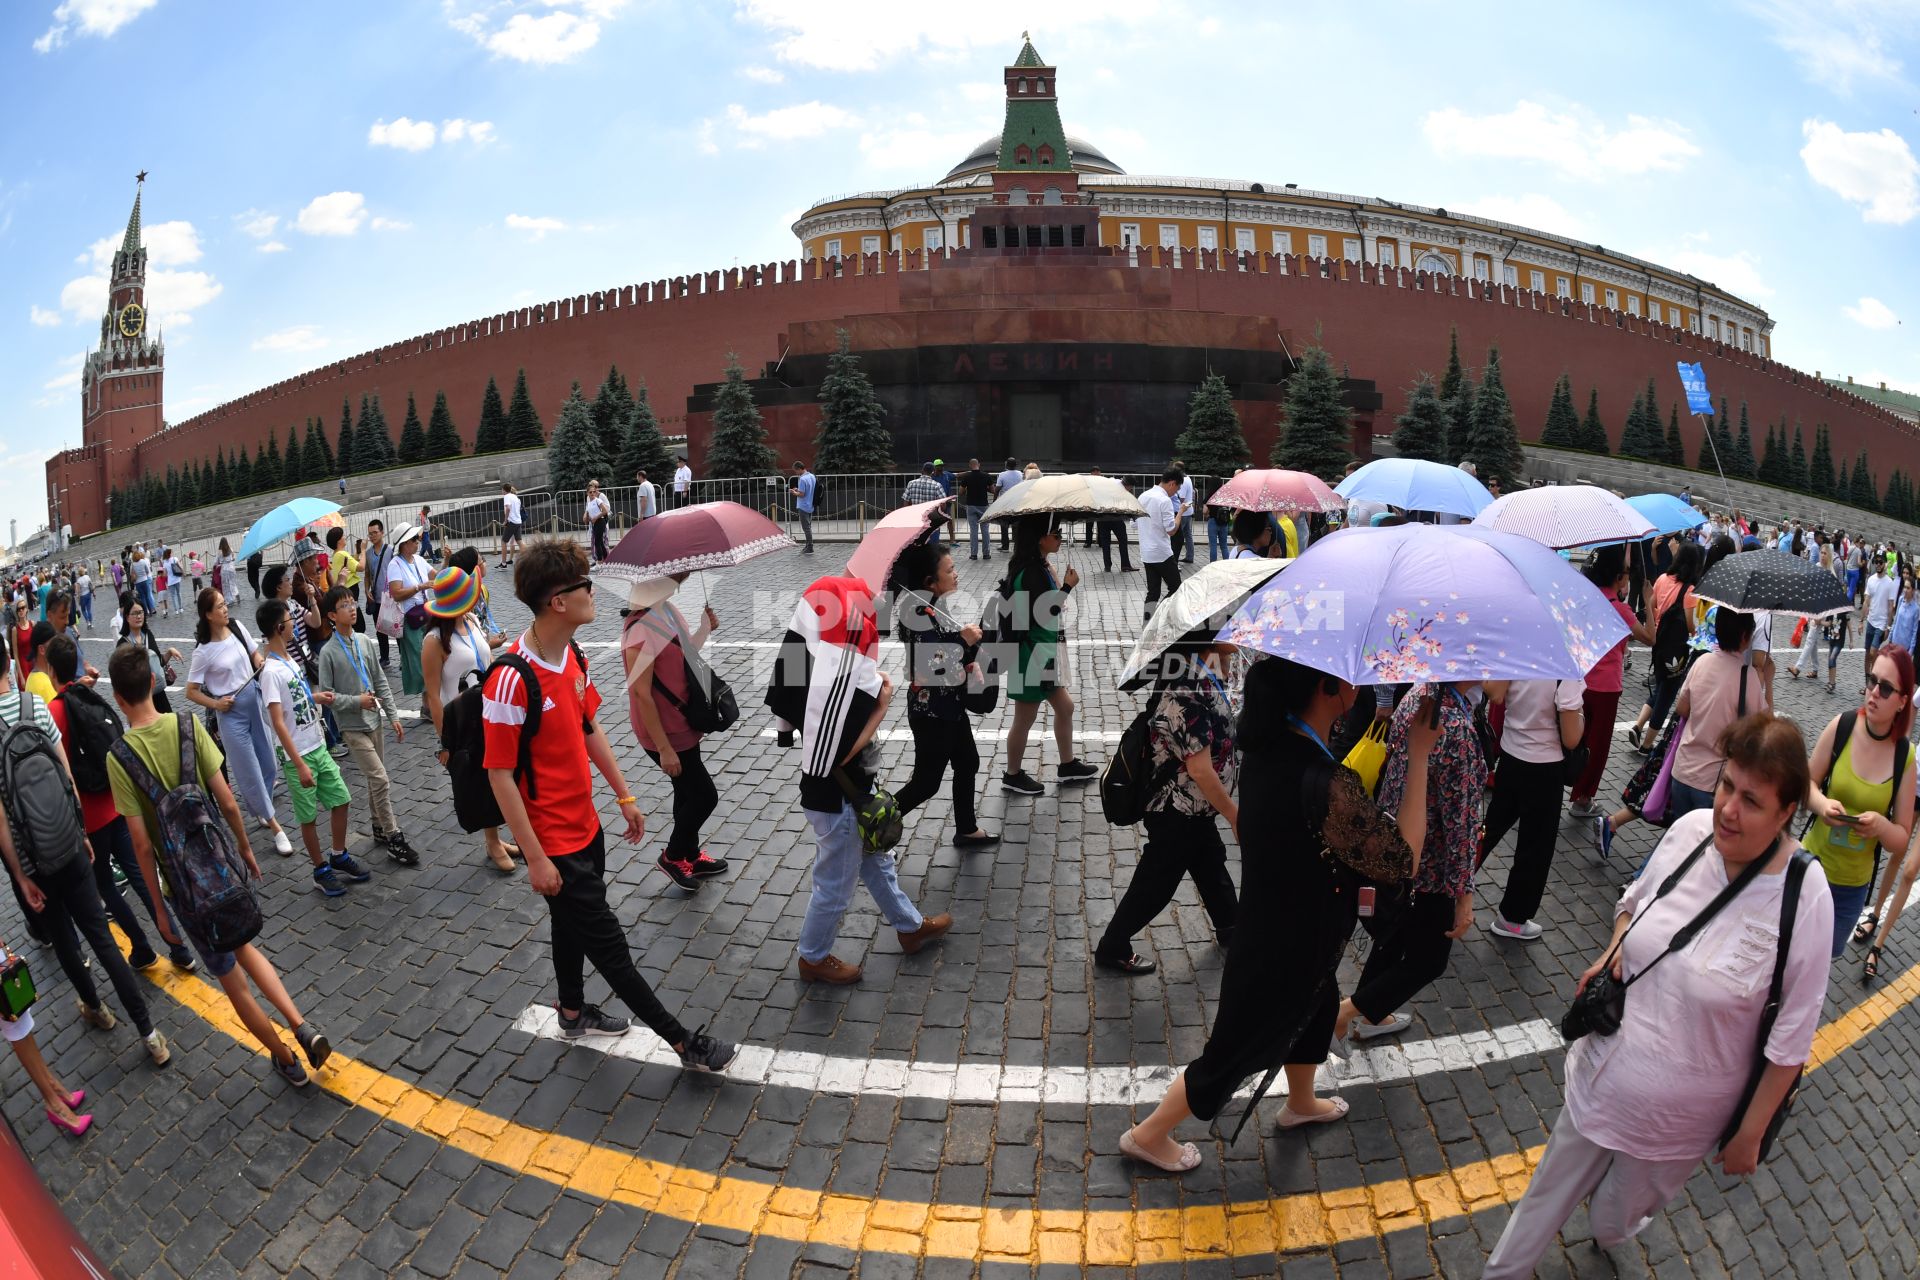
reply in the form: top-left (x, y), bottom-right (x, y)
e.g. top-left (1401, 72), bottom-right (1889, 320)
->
top-left (48, 1110), bottom-right (92, 1137)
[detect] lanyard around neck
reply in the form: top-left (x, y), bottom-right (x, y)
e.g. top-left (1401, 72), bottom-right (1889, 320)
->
top-left (334, 632), bottom-right (372, 691)
top-left (1287, 713), bottom-right (1333, 761)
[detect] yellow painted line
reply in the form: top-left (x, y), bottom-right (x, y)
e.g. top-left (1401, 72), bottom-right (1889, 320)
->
top-left (129, 948), bottom-right (1920, 1265)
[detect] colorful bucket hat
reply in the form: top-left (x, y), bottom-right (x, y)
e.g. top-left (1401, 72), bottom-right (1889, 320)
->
top-left (426, 566), bottom-right (480, 618)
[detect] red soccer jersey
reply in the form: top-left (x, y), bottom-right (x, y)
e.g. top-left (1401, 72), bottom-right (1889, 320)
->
top-left (47, 690), bottom-right (120, 834)
top-left (481, 636), bottom-right (604, 856)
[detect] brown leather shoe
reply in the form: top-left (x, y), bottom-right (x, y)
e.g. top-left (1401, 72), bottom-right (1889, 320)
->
top-left (797, 953), bottom-right (862, 985)
top-left (897, 912), bottom-right (953, 956)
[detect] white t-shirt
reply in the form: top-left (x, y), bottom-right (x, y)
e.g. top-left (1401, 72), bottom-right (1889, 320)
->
top-left (166, 557), bottom-right (181, 580)
top-left (585, 494), bottom-right (609, 522)
top-left (433, 616), bottom-right (493, 707)
top-left (1750, 610), bottom-right (1772, 654)
top-left (261, 655), bottom-right (325, 761)
top-left (635, 481), bottom-right (657, 518)
top-left (75, 573), bottom-right (90, 597)
top-left (1137, 486), bottom-right (1178, 563)
top-left (386, 552), bottom-right (430, 600)
top-left (186, 628), bottom-right (255, 698)
top-left (1500, 678), bottom-right (1585, 764)
top-left (674, 465), bottom-right (692, 494)
top-left (502, 492), bottom-right (524, 525)
top-left (1866, 572), bottom-right (1898, 631)
top-left (130, 557), bottom-right (151, 584)
top-left (1564, 808), bottom-right (1833, 1161)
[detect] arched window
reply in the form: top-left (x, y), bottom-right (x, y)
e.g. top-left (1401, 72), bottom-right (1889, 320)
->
top-left (1037, 78), bottom-right (1047, 93)
top-left (1043, 186), bottom-right (1062, 205)
top-left (1036, 144), bottom-right (1054, 166)
top-left (1416, 252), bottom-right (1453, 275)
top-left (1014, 144), bottom-right (1032, 164)
top-left (1008, 186), bottom-right (1028, 206)
top-left (1017, 77), bottom-right (1028, 94)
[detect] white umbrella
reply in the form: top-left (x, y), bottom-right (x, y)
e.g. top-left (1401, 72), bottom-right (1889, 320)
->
top-left (981, 473), bottom-right (1147, 523)
top-left (1119, 557), bottom-right (1287, 688)
top-left (1470, 485), bottom-right (1656, 549)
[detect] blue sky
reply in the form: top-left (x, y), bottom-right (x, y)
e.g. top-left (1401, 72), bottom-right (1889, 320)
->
top-left (4, 0), bottom-right (1917, 540)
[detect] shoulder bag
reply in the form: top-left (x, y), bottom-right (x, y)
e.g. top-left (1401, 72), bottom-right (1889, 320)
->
top-left (1714, 849), bottom-right (1813, 1165)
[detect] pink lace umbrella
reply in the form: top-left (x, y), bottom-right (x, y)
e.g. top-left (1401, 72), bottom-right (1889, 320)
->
top-left (846, 497), bottom-right (951, 595)
top-left (1205, 468), bottom-right (1344, 515)
top-left (596, 501), bottom-right (793, 584)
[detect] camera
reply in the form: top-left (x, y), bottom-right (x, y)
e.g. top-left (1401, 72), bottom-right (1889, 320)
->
top-left (1559, 968), bottom-right (1627, 1042)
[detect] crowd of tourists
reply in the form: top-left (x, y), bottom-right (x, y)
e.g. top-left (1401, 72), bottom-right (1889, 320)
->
top-left (0, 466), bottom-right (1912, 1273)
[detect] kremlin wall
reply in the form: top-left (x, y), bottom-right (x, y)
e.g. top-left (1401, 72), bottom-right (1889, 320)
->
top-left (44, 41), bottom-right (1919, 539)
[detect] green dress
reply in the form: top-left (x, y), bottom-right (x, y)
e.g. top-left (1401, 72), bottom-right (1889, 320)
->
top-left (1008, 562), bottom-right (1067, 704)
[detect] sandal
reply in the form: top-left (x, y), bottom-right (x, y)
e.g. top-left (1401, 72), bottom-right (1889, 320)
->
top-left (1118, 1128), bottom-right (1202, 1173)
top-left (1865, 945), bottom-right (1882, 983)
top-left (1853, 913), bottom-right (1879, 944)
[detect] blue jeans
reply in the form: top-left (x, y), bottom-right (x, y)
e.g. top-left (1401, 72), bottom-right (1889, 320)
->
top-left (1207, 520), bottom-right (1230, 561)
top-left (966, 506), bottom-right (988, 558)
top-left (77, 591), bottom-right (92, 625)
top-left (1829, 880), bottom-right (1871, 958)
top-left (217, 681), bottom-right (279, 824)
top-left (1176, 517), bottom-right (1194, 561)
top-left (169, 581), bottom-right (184, 612)
top-left (798, 802), bottom-right (921, 963)
top-left (1666, 779), bottom-right (1715, 821)
top-left (136, 581), bottom-right (155, 616)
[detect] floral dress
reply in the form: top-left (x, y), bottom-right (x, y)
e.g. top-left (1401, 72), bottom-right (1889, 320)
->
top-left (902, 590), bottom-right (970, 723)
top-left (1376, 684), bottom-right (1485, 898)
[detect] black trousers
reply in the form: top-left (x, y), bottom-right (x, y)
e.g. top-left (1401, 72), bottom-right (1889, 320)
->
top-left (546, 829), bottom-right (689, 1045)
top-left (1097, 810), bottom-right (1237, 960)
top-left (36, 853), bottom-right (153, 1036)
top-left (1350, 889), bottom-right (1456, 1023)
top-left (88, 817), bottom-right (157, 963)
top-left (348, 583), bottom-right (367, 635)
top-left (894, 714), bottom-right (979, 835)
top-left (1479, 754), bottom-right (1565, 924)
top-left (644, 744), bottom-right (719, 860)
top-left (1098, 520), bottom-right (1133, 570)
top-left (1143, 558), bottom-right (1181, 616)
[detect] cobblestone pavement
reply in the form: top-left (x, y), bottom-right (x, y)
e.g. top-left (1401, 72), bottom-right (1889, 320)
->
top-left (16, 540), bottom-right (1920, 1278)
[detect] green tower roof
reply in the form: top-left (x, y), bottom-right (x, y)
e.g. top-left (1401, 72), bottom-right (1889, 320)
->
top-left (997, 39), bottom-right (1069, 173)
top-left (1013, 36), bottom-right (1045, 67)
top-left (120, 185), bottom-right (143, 256)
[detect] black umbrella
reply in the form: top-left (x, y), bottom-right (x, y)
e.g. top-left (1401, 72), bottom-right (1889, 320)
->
top-left (1695, 548), bottom-right (1852, 619)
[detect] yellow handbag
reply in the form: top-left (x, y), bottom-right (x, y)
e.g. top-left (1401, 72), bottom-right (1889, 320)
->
top-left (1341, 718), bottom-right (1389, 796)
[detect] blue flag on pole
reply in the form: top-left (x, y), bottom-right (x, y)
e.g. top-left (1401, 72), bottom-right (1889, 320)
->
top-left (1676, 361), bottom-right (1714, 416)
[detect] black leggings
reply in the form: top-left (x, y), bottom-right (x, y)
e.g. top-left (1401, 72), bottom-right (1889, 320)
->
top-left (1350, 890), bottom-right (1456, 1023)
top-left (895, 714), bottom-right (979, 836)
top-left (644, 744), bottom-right (718, 860)
top-left (547, 830), bottom-right (689, 1044)
top-left (36, 854), bottom-right (153, 1036)
top-left (88, 817), bottom-right (156, 962)
top-left (1096, 809), bottom-right (1237, 960)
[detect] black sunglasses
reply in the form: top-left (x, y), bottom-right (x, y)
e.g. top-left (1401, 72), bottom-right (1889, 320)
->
top-left (1866, 677), bottom-right (1903, 700)
top-left (549, 579), bottom-right (593, 604)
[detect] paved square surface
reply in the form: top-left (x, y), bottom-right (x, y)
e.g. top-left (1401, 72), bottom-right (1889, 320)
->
top-left (14, 538), bottom-right (1920, 1278)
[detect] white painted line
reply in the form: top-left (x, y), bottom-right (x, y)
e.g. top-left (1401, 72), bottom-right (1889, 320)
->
top-left (754, 727), bottom-right (1127, 744)
top-left (512, 1005), bottom-right (1562, 1104)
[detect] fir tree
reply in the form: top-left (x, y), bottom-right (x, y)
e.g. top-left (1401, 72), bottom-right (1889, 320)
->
top-left (1273, 343), bottom-right (1354, 481)
top-left (1713, 397), bottom-right (1735, 468)
top-left (335, 399), bottom-right (355, 477)
top-left (1758, 421), bottom-right (1781, 485)
top-left (547, 381), bottom-right (613, 494)
top-left (264, 434), bottom-right (283, 492)
top-left (1619, 390), bottom-right (1654, 461)
top-left (230, 448), bottom-right (249, 499)
top-left (474, 376), bottom-right (509, 455)
top-left (1665, 405), bottom-right (1686, 467)
top-left (183, 466), bottom-right (201, 510)
top-left (1810, 425), bottom-right (1834, 497)
top-left (398, 393), bottom-right (428, 464)
top-left (165, 465), bottom-right (180, 511)
top-left (1391, 374), bottom-right (1451, 462)
top-left (591, 365), bottom-right (633, 464)
top-left (1852, 449), bottom-right (1878, 511)
top-left (1730, 401), bottom-right (1756, 479)
top-left (282, 424), bottom-right (305, 487)
top-left (316, 412), bottom-right (335, 475)
top-left (504, 368), bottom-right (545, 450)
top-left (1435, 325), bottom-right (1473, 464)
top-left (424, 390), bottom-right (463, 460)
top-left (302, 416), bottom-right (329, 480)
top-left (1790, 425), bottom-right (1808, 492)
top-left (1838, 457), bottom-right (1850, 502)
top-left (212, 447), bottom-right (233, 502)
top-left (368, 395), bottom-right (398, 469)
top-left (1577, 388), bottom-right (1610, 454)
top-left (813, 330), bottom-right (897, 474)
top-left (705, 353), bottom-right (777, 479)
top-left (144, 473), bottom-right (168, 518)
top-left (615, 380), bottom-right (675, 489)
top-left (1538, 374), bottom-right (1579, 450)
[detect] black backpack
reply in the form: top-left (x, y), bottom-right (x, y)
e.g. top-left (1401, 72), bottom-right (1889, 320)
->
top-left (0, 692), bottom-right (86, 879)
top-left (1651, 590), bottom-right (1692, 678)
top-left (626, 614), bottom-right (738, 734)
top-left (440, 642), bottom-right (590, 834)
top-left (976, 572), bottom-right (1024, 681)
top-left (52, 682), bottom-right (122, 794)
top-left (1099, 696), bottom-right (1178, 826)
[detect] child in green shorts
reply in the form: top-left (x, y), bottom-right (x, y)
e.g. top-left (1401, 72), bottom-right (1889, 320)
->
top-left (255, 600), bottom-right (371, 897)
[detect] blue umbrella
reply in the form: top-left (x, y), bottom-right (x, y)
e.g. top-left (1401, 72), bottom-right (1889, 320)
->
top-left (1334, 457), bottom-right (1494, 519)
top-left (1217, 524), bottom-right (1629, 684)
top-left (1623, 492), bottom-right (1706, 536)
top-left (238, 497), bottom-right (343, 560)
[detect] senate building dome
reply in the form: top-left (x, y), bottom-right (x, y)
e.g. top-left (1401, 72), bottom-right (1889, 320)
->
top-left (939, 132), bottom-right (1126, 184)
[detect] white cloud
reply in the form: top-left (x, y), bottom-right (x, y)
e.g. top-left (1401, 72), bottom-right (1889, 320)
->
top-left (1845, 296), bottom-right (1901, 329)
top-left (860, 124), bottom-right (985, 176)
top-left (29, 305), bottom-right (62, 327)
top-left (56, 218), bottom-right (223, 326)
top-left (295, 191), bottom-right (368, 236)
top-left (158, 312), bottom-right (191, 329)
top-left (1742, 0), bottom-right (1911, 92)
top-left (33, 0), bottom-right (159, 53)
top-left (1661, 239), bottom-right (1774, 302)
top-left (252, 325), bottom-right (327, 353)
top-left (370, 216), bottom-right (412, 231)
top-left (724, 100), bottom-right (859, 145)
top-left (506, 213), bottom-right (568, 239)
top-left (85, 218), bottom-right (202, 268)
top-left (1799, 119), bottom-right (1919, 224)
top-left (741, 65), bottom-right (785, 83)
top-left (735, 2), bottom-right (1166, 71)
top-left (696, 120), bottom-right (718, 155)
top-left (369, 116), bottom-right (437, 151)
top-left (42, 355), bottom-right (83, 393)
top-left (1454, 194), bottom-right (1590, 240)
top-left (1422, 101), bottom-right (1700, 179)
top-left (234, 209), bottom-right (279, 239)
top-left (488, 10), bottom-right (600, 63)
top-left (257, 240), bottom-right (288, 253)
top-left (440, 117), bottom-right (496, 144)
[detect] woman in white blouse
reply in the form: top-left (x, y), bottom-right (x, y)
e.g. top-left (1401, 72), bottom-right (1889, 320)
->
top-left (184, 588), bottom-right (293, 855)
top-left (584, 480), bottom-right (612, 564)
top-left (384, 525), bottom-right (433, 696)
top-left (1486, 713), bottom-right (1833, 1275)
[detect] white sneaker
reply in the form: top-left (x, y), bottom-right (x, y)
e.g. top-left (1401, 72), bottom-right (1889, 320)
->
top-left (272, 828), bottom-right (294, 857)
top-left (1491, 916), bottom-right (1544, 941)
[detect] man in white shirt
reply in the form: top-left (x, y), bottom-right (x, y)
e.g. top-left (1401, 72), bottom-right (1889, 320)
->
top-left (672, 459), bottom-right (693, 511)
top-left (1136, 468), bottom-right (1183, 621)
top-left (1172, 467), bottom-right (1196, 563)
top-left (994, 456), bottom-right (1023, 551)
top-left (633, 468), bottom-right (658, 521)
top-left (498, 484), bottom-right (524, 569)
top-left (1864, 561), bottom-right (1898, 676)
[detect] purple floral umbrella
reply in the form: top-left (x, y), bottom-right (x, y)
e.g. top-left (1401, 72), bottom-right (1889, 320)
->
top-left (1217, 524), bottom-right (1629, 684)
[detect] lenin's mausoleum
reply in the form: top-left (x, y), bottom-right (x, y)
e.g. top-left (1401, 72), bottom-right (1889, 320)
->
top-left (46, 39), bottom-right (1918, 538)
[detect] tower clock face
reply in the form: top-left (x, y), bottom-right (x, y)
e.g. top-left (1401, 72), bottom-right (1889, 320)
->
top-left (117, 302), bottom-right (145, 338)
